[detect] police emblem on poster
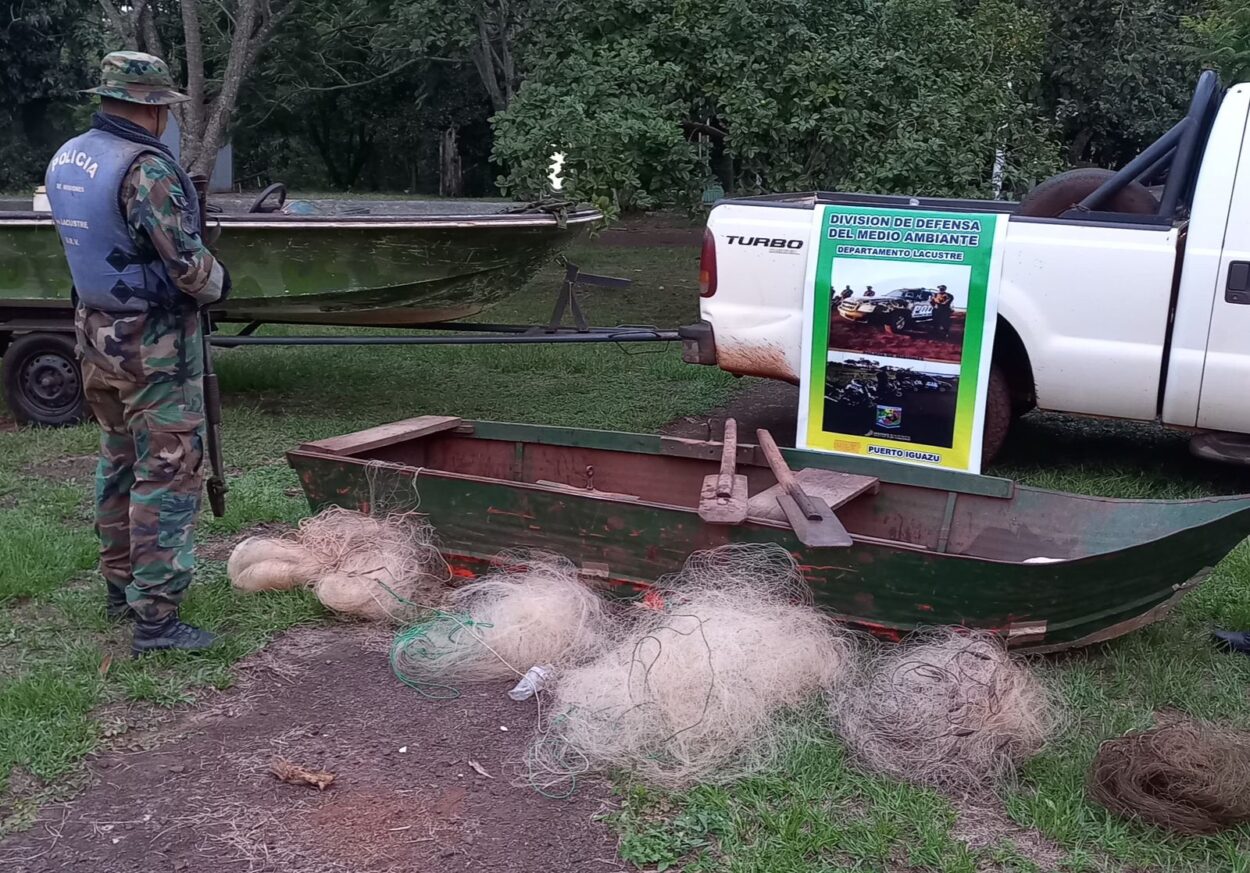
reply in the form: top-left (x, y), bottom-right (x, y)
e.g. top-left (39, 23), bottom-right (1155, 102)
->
top-left (796, 205), bottom-right (1007, 473)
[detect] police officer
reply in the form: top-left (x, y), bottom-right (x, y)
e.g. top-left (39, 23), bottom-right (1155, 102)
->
top-left (839, 285), bottom-right (853, 300)
top-left (45, 52), bottom-right (227, 655)
top-left (864, 285), bottom-right (875, 298)
top-left (931, 284), bottom-right (954, 337)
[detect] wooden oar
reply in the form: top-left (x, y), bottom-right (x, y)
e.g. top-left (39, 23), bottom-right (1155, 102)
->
top-left (698, 419), bottom-right (748, 524)
top-left (755, 428), bottom-right (853, 547)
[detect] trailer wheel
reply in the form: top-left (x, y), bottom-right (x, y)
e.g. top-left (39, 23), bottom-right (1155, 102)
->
top-left (2, 333), bottom-right (86, 426)
top-left (982, 365), bottom-right (1012, 467)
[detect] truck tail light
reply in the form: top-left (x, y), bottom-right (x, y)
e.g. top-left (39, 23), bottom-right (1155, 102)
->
top-left (699, 228), bottom-right (717, 298)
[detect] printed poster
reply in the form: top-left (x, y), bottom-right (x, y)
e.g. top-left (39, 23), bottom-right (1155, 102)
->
top-left (796, 205), bottom-right (1007, 473)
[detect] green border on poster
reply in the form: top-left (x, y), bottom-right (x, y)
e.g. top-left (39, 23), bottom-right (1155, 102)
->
top-left (799, 205), bottom-right (1004, 473)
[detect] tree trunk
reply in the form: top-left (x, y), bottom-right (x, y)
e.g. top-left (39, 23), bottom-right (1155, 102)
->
top-left (713, 140), bottom-right (734, 194)
top-left (469, 15), bottom-right (508, 113)
top-left (1067, 127), bottom-right (1094, 166)
top-left (440, 126), bottom-right (463, 198)
top-left (178, 0), bottom-right (207, 172)
top-left (101, 0), bottom-right (294, 179)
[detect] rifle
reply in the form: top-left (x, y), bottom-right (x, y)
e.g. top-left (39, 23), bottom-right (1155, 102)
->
top-left (189, 172), bottom-right (228, 518)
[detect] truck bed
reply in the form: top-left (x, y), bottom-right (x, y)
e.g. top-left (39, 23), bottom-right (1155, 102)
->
top-left (723, 191), bottom-right (1020, 215)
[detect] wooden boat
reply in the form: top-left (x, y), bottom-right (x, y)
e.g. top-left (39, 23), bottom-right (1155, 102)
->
top-left (0, 195), bottom-right (601, 327)
top-left (286, 416), bottom-right (1250, 652)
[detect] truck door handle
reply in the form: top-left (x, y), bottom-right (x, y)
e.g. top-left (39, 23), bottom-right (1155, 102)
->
top-left (1227, 262), bottom-right (1250, 305)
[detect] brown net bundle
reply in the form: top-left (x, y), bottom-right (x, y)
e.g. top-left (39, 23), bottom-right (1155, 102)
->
top-left (833, 629), bottom-right (1055, 794)
top-left (1087, 721), bottom-right (1250, 835)
top-left (226, 508), bottom-right (449, 620)
top-left (527, 543), bottom-right (858, 791)
top-left (390, 552), bottom-right (614, 683)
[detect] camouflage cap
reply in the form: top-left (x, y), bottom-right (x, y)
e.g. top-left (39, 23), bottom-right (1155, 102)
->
top-left (82, 51), bottom-right (190, 105)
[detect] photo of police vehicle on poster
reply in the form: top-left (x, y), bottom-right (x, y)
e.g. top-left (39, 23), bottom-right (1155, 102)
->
top-left (797, 205), bottom-right (1006, 474)
top-left (829, 260), bottom-right (968, 365)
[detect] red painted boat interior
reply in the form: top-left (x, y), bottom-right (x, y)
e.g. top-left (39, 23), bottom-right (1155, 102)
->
top-left (357, 433), bottom-right (1090, 563)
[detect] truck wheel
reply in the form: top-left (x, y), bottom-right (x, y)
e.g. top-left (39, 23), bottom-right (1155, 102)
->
top-left (887, 313), bottom-right (909, 333)
top-left (1016, 168), bottom-right (1158, 218)
top-left (982, 365), bottom-right (1011, 467)
top-left (2, 333), bottom-right (86, 427)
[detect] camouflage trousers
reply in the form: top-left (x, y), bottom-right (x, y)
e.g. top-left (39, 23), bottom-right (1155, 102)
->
top-left (76, 306), bottom-right (206, 622)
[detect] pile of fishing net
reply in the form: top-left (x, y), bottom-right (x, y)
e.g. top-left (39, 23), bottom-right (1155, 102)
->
top-left (1087, 720), bottom-right (1250, 835)
top-left (832, 629), bottom-right (1056, 794)
top-left (527, 543), bottom-right (858, 790)
top-left (389, 552), bottom-right (613, 695)
top-left (227, 508), bottom-right (448, 620)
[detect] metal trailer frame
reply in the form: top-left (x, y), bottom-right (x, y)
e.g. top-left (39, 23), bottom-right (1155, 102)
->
top-left (0, 262), bottom-right (679, 426)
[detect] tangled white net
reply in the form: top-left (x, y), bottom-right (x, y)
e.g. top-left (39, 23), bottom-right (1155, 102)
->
top-left (389, 551), bottom-right (614, 684)
top-left (526, 543), bottom-right (859, 790)
top-left (227, 507), bottom-right (448, 621)
top-left (832, 628), bottom-right (1058, 794)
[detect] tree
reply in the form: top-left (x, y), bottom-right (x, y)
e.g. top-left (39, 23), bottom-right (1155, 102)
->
top-left (1187, 0), bottom-right (1250, 84)
top-left (1035, 0), bottom-right (1206, 167)
top-left (231, 0), bottom-right (492, 193)
top-left (98, 0), bottom-right (297, 176)
top-left (493, 0), bottom-right (1060, 213)
top-left (391, 0), bottom-right (539, 113)
top-left (0, 0), bottom-right (102, 190)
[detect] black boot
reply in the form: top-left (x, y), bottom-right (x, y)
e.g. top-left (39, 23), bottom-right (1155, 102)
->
top-left (106, 585), bottom-right (135, 621)
top-left (1212, 629), bottom-right (1250, 655)
top-left (132, 614), bottom-right (218, 657)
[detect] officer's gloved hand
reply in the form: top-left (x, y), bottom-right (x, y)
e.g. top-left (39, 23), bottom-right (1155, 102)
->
top-left (193, 260), bottom-right (229, 308)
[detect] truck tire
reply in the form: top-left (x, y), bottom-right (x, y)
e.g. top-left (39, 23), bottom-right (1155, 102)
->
top-left (982, 364), bottom-right (1012, 467)
top-left (2, 333), bottom-right (86, 427)
top-left (1016, 168), bottom-right (1158, 218)
top-left (887, 312), bottom-right (909, 333)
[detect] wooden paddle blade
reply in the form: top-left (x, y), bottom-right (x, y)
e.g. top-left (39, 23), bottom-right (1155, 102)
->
top-left (775, 493), bottom-right (853, 547)
top-left (698, 473), bottom-right (749, 524)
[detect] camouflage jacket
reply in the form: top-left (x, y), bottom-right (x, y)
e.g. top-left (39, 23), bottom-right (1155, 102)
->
top-left (121, 154), bottom-right (224, 307)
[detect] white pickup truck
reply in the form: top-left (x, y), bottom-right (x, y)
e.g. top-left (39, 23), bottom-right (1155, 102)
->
top-left (680, 72), bottom-right (1250, 464)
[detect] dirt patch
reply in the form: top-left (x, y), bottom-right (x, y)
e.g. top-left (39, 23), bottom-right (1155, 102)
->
top-left (827, 312), bottom-right (967, 364)
top-left (951, 798), bottom-right (1065, 872)
top-left (662, 379), bottom-right (800, 447)
top-left (199, 523), bottom-right (294, 563)
top-left (0, 415), bottom-right (17, 433)
top-left (22, 454), bottom-right (97, 484)
top-left (0, 627), bottom-right (621, 873)
top-left (595, 213), bottom-right (702, 248)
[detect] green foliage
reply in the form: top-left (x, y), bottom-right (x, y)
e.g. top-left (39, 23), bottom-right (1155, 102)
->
top-left (0, 0), bottom-right (101, 190)
top-left (1187, 0), bottom-right (1250, 84)
top-left (614, 787), bottom-right (732, 870)
top-left (2, 1), bottom-right (1228, 205)
top-left (389, 0), bottom-right (533, 112)
top-left (493, 0), bottom-right (1061, 209)
top-left (491, 45), bottom-right (704, 215)
top-left (1036, 0), bottom-right (1207, 167)
top-left (232, 0), bottom-right (498, 193)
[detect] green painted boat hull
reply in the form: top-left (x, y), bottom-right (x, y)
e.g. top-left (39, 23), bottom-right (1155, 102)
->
top-left (287, 418), bottom-right (1250, 651)
top-left (0, 206), bottom-right (601, 326)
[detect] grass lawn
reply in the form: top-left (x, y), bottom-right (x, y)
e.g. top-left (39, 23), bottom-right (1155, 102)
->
top-left (3, 227), bottom-right (1250, 870)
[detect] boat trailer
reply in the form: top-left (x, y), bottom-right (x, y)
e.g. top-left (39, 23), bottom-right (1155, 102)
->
top-left (212, 262), bottom-right (678, 348)
top-left (0, 262), bottom-right (679, 426)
